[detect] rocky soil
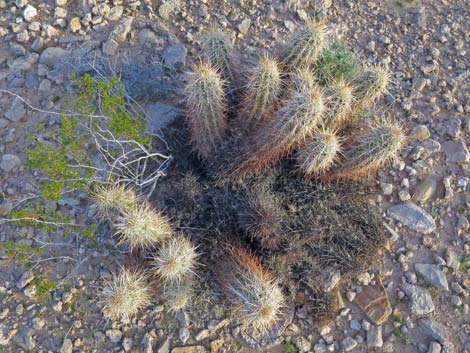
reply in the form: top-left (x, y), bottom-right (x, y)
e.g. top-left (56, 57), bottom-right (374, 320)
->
top-left (0, 0), bottom-right (469, 352)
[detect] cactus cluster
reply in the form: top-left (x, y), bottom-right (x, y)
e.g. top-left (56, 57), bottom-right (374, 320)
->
top-left (178, 21), bottom-right (406, 338)
top-left (93, 184), bottom-right (198, 317)
top-left (94, 20), bottom-right (406, 343)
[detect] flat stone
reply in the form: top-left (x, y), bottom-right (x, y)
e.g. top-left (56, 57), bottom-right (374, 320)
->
top-left (402, 283), bottom-right (434, 315)
top-left (387, 203), bottom-right (436, 234)
top-left (5, 97), bottom-right (26, 122)
top-left (17, 270), bottom-right (34, 289)
top-left (442, 140), bottom-right (469, 163)
top-left (354, 277), bottom-right (392, 325)
top-left (145, 102), bottom-right (180, 133)
top-left (367, 325), bottom-right (383, 348)
top-left (39, 47), bottom-right (67, 67)
top-left (107, 5), bottom-right (123, 21)
top-left (106, 329), bottom-right (122, 343)
top-left (412, 176), bottom-right (437, 204)
top-left (420, 319), bottom-right (450, 344)
top-left (171, 346), bottom-right (206, 353)
top-left (415, 263), bottom-right (448, 291)
top-left (158, 0), bottom-right (181, 20)
top-left (163, 44), bottom-right (187, 70)
top-left (102, 38), bottom-right (119, 56)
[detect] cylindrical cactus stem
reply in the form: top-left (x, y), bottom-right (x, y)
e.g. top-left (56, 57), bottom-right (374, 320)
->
top-left (201, 28), bottom-right (236, 82)
top-left (282, 20), bottom-right (326, 71)
top-left (351, 65), bottom-right (390, 113)
top-left (297, 129), bottom-right (342, 177)
top-left (98, 268), bottom-right (152, 321)
top-left (236, 70), bottom-right (325, 176)
top-left (114, 202), bottom-right (173, 251)
top-left (185, 61), bottom-right (227, 160)
top-left (220, 246), bottom-right (285, 333)
top-left (152, 234), bottom-right (198, 284)
top-left (323, 79), bottom-right (353, 129)
top-left (239, 55), bottom-right (282, 129)
top-left (324, 121), bottom-right (406, 181)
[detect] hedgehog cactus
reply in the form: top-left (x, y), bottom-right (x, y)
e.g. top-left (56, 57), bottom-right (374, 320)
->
top-left (352, 65), bottom-right (390, 112)
top-left (152, 235), bottom-right (198, 284)
top-left (297, 129), bottom-right (342, 177)
top-left (325, 121), bottom-right (405, 180)
top-left (185, 62), bottom-right (227, 160)
top-left (283, 20), bottom-right (326, 70)
top-left (99, 269), bottom-right (152, 321)
top-left (164, 279), bottom-right (195, 313)
top-left (201, 28), bottom-right (236, 81)
top-left (240, 55), bottom-right (282, 129)
top-left (323, 79), bottom-right (353, 128)
top-left (221, 246), bottom-right (285, 333)
top-left (92, 184), bottom-right (139, 222)
top-left (114, 203), bottom-right (173, 251)
top-left (236, 70), bottom-right (325, 176)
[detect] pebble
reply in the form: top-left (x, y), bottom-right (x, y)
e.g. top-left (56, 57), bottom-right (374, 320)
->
top-left (17, 270), bottom-right (34, 289)
top-left (350, 319), bottom-right (361, 331)
top-left (238, 18), bottom-right (251, 34)
top-left (39, 47), bottom-right (67, 67)
top-left (106, 329), bottom-right (122, 343)
top-left (413, 176), bottom-right (437, 203)
top-left (427, 341), bottom-right (442, 353)
top-left (23, 4), bottom-right (37, 22)
top-left (341, 337), bottom-right (357, 352)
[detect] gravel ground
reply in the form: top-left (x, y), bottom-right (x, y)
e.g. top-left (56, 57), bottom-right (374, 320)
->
top-left (0, 0), bottom-right (469, 352)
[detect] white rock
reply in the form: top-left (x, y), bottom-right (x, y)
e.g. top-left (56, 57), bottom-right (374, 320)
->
top-left (22, 4), bottom-right (37, 22)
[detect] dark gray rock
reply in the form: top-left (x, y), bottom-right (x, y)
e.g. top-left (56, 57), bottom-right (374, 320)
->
top-left (1, 154), bottom-right (21, 172)
top-left (412, 176), bottom-right (437, 204)
top-left (163, 44), bottom-right (187, 70)
top-left (387, 203), bottom-right (436, 234)
top-left (5, 97), bottom-right (26, 122)
top-left (415, 263), bottom-right (449, 291)
top-left (420, 319), bottom-right (450, 344)
top-left (442, 140), bottom-right (469, 163)
top-left (145, 102), bottom-right (180, 133)
top-left (39, 47), bottom-right (67, 67)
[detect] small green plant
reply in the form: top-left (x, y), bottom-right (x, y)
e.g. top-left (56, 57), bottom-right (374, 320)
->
top-left (284, 341), bottom-right (299, 353)
top-left (282, 19), bottom-right (326, 70)
top-left (185, 61), bottom-right (228, 160)
top-left (315, 40), bottom-right (360, 82)
top-left (30, 275), bottom-right (58, 304)
top-left (0, 241), bottom-right (43, 266)
top-left (459, 258), bottom-right (470, 271)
